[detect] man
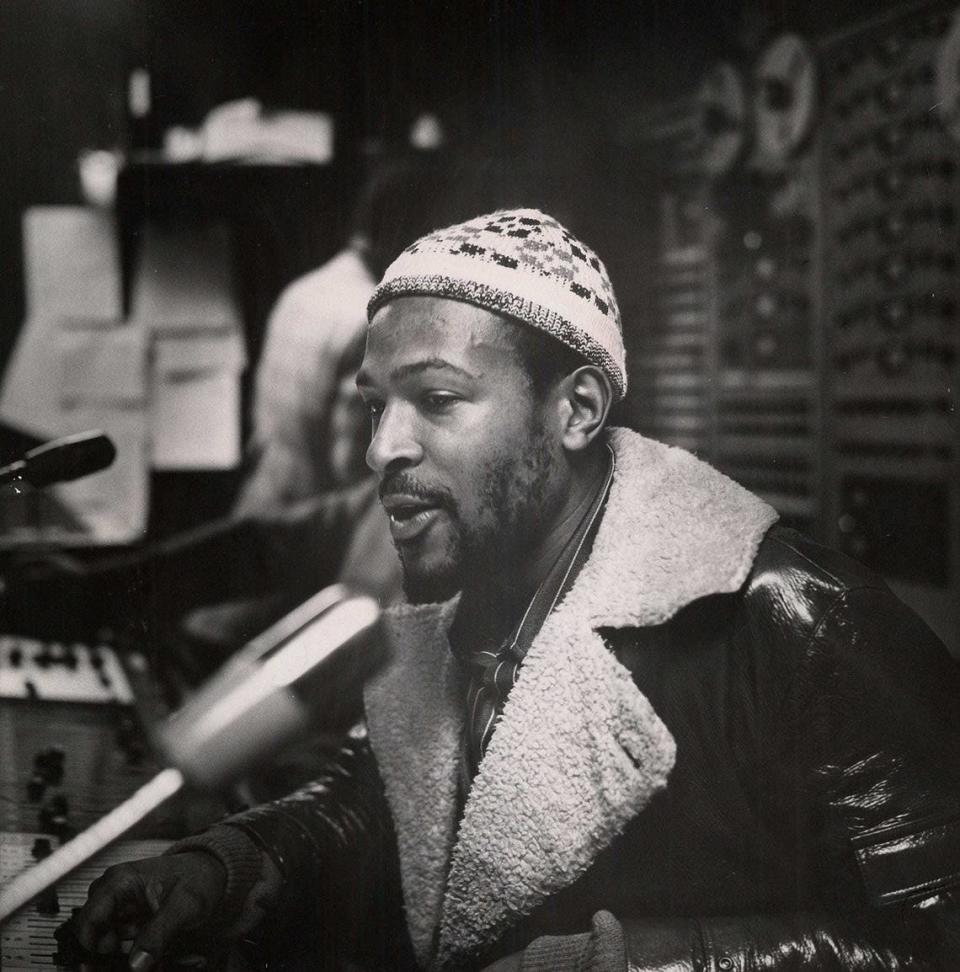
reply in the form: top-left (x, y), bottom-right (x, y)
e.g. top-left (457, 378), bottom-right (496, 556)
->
top-left (67, 210), bottom-right (960, 970)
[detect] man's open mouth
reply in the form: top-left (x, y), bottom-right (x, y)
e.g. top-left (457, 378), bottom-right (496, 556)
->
top-left (381, 496), bottom-right (444, 542)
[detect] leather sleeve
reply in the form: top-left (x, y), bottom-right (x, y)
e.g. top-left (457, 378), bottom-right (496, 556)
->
top-left (791, 586), bottom-right (960, 908)
top-left (499, 902), bottom-right (957, 972)
top-left (617, 905), bottom-right (956, 971)
top-left (658, 582), bottom-right (960, 971)
top-left (614, 580), bottom-right (960, 971)
top-left (222, 728), bottom-right (412, 968)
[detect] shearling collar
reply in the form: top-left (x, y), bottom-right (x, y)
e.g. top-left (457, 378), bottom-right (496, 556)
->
top-left (564, 427), bottom-right (779, 627)
top-left (364, 428), bottom-right (778, 968)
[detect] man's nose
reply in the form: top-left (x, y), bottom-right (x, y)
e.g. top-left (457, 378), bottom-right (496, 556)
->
top-left (366, 403), bottom-right (423, 476)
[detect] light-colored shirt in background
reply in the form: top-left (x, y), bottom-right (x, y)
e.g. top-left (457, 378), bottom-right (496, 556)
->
top-left (235, 247), bottom-right (374, 516)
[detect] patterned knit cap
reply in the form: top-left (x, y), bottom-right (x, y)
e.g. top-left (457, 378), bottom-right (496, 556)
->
top-left (367, 208), bottom-right (627, 400)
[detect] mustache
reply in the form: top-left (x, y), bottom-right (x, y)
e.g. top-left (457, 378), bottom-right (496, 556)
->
top-left (379, 472), bottom-right (455, 512)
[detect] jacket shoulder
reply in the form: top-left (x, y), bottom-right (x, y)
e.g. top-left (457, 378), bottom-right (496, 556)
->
top-left (738, 525), bottom-right (954, 685)
top-left (746, 524), bottom-right (891, 606)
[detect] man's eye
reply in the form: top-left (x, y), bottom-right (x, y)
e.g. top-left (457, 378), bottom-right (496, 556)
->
top-left (422, 393), bottom-right (459, 413)
top-left (365, 401), bottom-right (384, 420)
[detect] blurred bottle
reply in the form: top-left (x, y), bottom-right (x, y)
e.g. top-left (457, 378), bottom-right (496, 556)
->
top-left (127, 67), bottom-right (153, 152)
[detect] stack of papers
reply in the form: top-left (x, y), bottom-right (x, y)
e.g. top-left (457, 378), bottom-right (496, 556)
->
top-left (22, 208), bottom-right (122, 320)
top-left (131, 221), bottom-right (246, 470)
top-left (0, 320), bottom-right (149, 544)
top-left (0, 207), bottom-right (249, 545)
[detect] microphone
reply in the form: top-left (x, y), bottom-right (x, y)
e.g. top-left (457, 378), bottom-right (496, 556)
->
top-left (0, 585), bottom-right (384, 923)
top-left (0, 431), bottom-right (117, 488)
top-left (159, 584), bottom-right (384, 790)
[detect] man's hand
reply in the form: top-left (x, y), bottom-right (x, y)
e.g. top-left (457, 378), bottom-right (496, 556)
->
top-left (67, 851), bottom-right (227, 970)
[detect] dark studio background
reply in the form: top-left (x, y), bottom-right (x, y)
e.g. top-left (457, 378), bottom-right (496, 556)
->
top-left (0, 0), bottom-right (886, 348)
top-left (0, 0), bottom-right (956, 654)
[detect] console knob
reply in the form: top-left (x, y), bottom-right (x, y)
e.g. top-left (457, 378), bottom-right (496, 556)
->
top-left (35, 887), bottom-right (59, 916)
top-left (26, 773), bottom-right (46, 802)
top-left (31, 837), bottom-right (52, 860)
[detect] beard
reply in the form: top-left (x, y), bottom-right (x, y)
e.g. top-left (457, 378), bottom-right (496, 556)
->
top-left (388, 426), bottom-right (556, 605)
top-left (399, 553), bottom-right (460, 604)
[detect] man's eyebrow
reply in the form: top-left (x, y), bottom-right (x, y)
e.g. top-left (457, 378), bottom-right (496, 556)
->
top-left (357, 358), bottom-right (479, 387)
top-left (395, 358), bottom-right (479, 381)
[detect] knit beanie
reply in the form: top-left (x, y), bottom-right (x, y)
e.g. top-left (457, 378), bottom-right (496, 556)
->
top-left (367, 209), bottom-right (627, 400)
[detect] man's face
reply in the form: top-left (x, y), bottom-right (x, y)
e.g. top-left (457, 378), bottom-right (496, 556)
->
top-left (358, 296), bottom-right (564, 603)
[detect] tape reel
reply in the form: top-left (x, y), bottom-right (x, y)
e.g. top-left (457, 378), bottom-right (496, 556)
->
top-left (753, 33), bottom-right (817, 169)
top-left (697, 61), bottom-right (747, 175)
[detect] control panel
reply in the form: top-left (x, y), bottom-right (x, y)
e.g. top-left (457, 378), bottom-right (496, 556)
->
top-left (0, 636), bottom-right (216, 841)
top-left (636, 225), bottom-right (716, 456)
top-left (627, 73), bottom-right (726, 458)
top-left (705, 33), bottom-right (822, 536)
top-left (0, 638), bottom-right (133, 705)
top-left (820, 1), bottom-right (959, 646)
top-left (0, 835), bottom-right (170, 970)
top-left (712, 171), bottom-right (820, 535)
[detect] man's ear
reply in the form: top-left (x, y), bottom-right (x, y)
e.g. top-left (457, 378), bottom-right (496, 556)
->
top-left (556, 366), bottom-right (612, 453)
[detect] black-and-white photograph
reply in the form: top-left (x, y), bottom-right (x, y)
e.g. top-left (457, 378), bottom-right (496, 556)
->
top-left (0, 1), bottom-right (958, 968)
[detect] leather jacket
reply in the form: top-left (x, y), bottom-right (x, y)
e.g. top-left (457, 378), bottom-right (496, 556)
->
top-left (226, 526), bottom-right (960, 970)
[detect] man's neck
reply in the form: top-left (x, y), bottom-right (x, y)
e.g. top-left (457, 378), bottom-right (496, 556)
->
top-left (453, 445), bottom-right (611, 650)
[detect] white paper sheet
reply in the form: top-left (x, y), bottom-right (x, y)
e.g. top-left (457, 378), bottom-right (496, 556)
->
top-left (0, 316), bottom-right (79, 438)
top-left (150, 330), bottom-right (246, 470)
top-left (23, 207), bottom-right (122, 320)
top-left (0, 322), bottom-right (149, 546)
top-left (60, 326), bottom-right (149, 404)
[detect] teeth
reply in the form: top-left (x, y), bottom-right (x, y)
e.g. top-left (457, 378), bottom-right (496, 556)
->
top-left (389, 506), bottom-right (434, 526)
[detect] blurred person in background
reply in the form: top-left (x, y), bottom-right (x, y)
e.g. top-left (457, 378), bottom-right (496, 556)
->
top-left (235, 154), bottom-right (462, 515)
top-left (177, 153), bottom-right (507, 669)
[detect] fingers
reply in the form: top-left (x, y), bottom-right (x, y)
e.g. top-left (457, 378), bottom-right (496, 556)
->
top-left (71, 853), bottom-right (227, 967)
top-left (75, 863), bottom-right (152, 953)
top-left (129, 881), bottom-right (211, 972)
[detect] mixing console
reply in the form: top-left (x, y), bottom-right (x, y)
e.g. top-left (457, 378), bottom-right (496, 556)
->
top-left (0, 834), bottom-right (170, 970)
top-left (0, 635), bottom-right (222, 844)
top-left (0, 638), bottom-right (133, 705)
top-left (0, 635), bottom-right (152, 836)
top-left (0, 700), bottom-right (156, 835)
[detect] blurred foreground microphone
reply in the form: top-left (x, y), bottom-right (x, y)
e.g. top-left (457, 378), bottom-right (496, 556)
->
top-left (159, 584), bottom-right (383, 790)
top-left (0, 430), bottom-right (116, 488)
top-left (0, 584), bottom-right (383, 924)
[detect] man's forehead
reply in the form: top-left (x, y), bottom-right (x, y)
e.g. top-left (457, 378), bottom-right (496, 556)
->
top-left (370, 294), bottom-right (508, 333)
top-left (364, 296), bottom-right (518, 363)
